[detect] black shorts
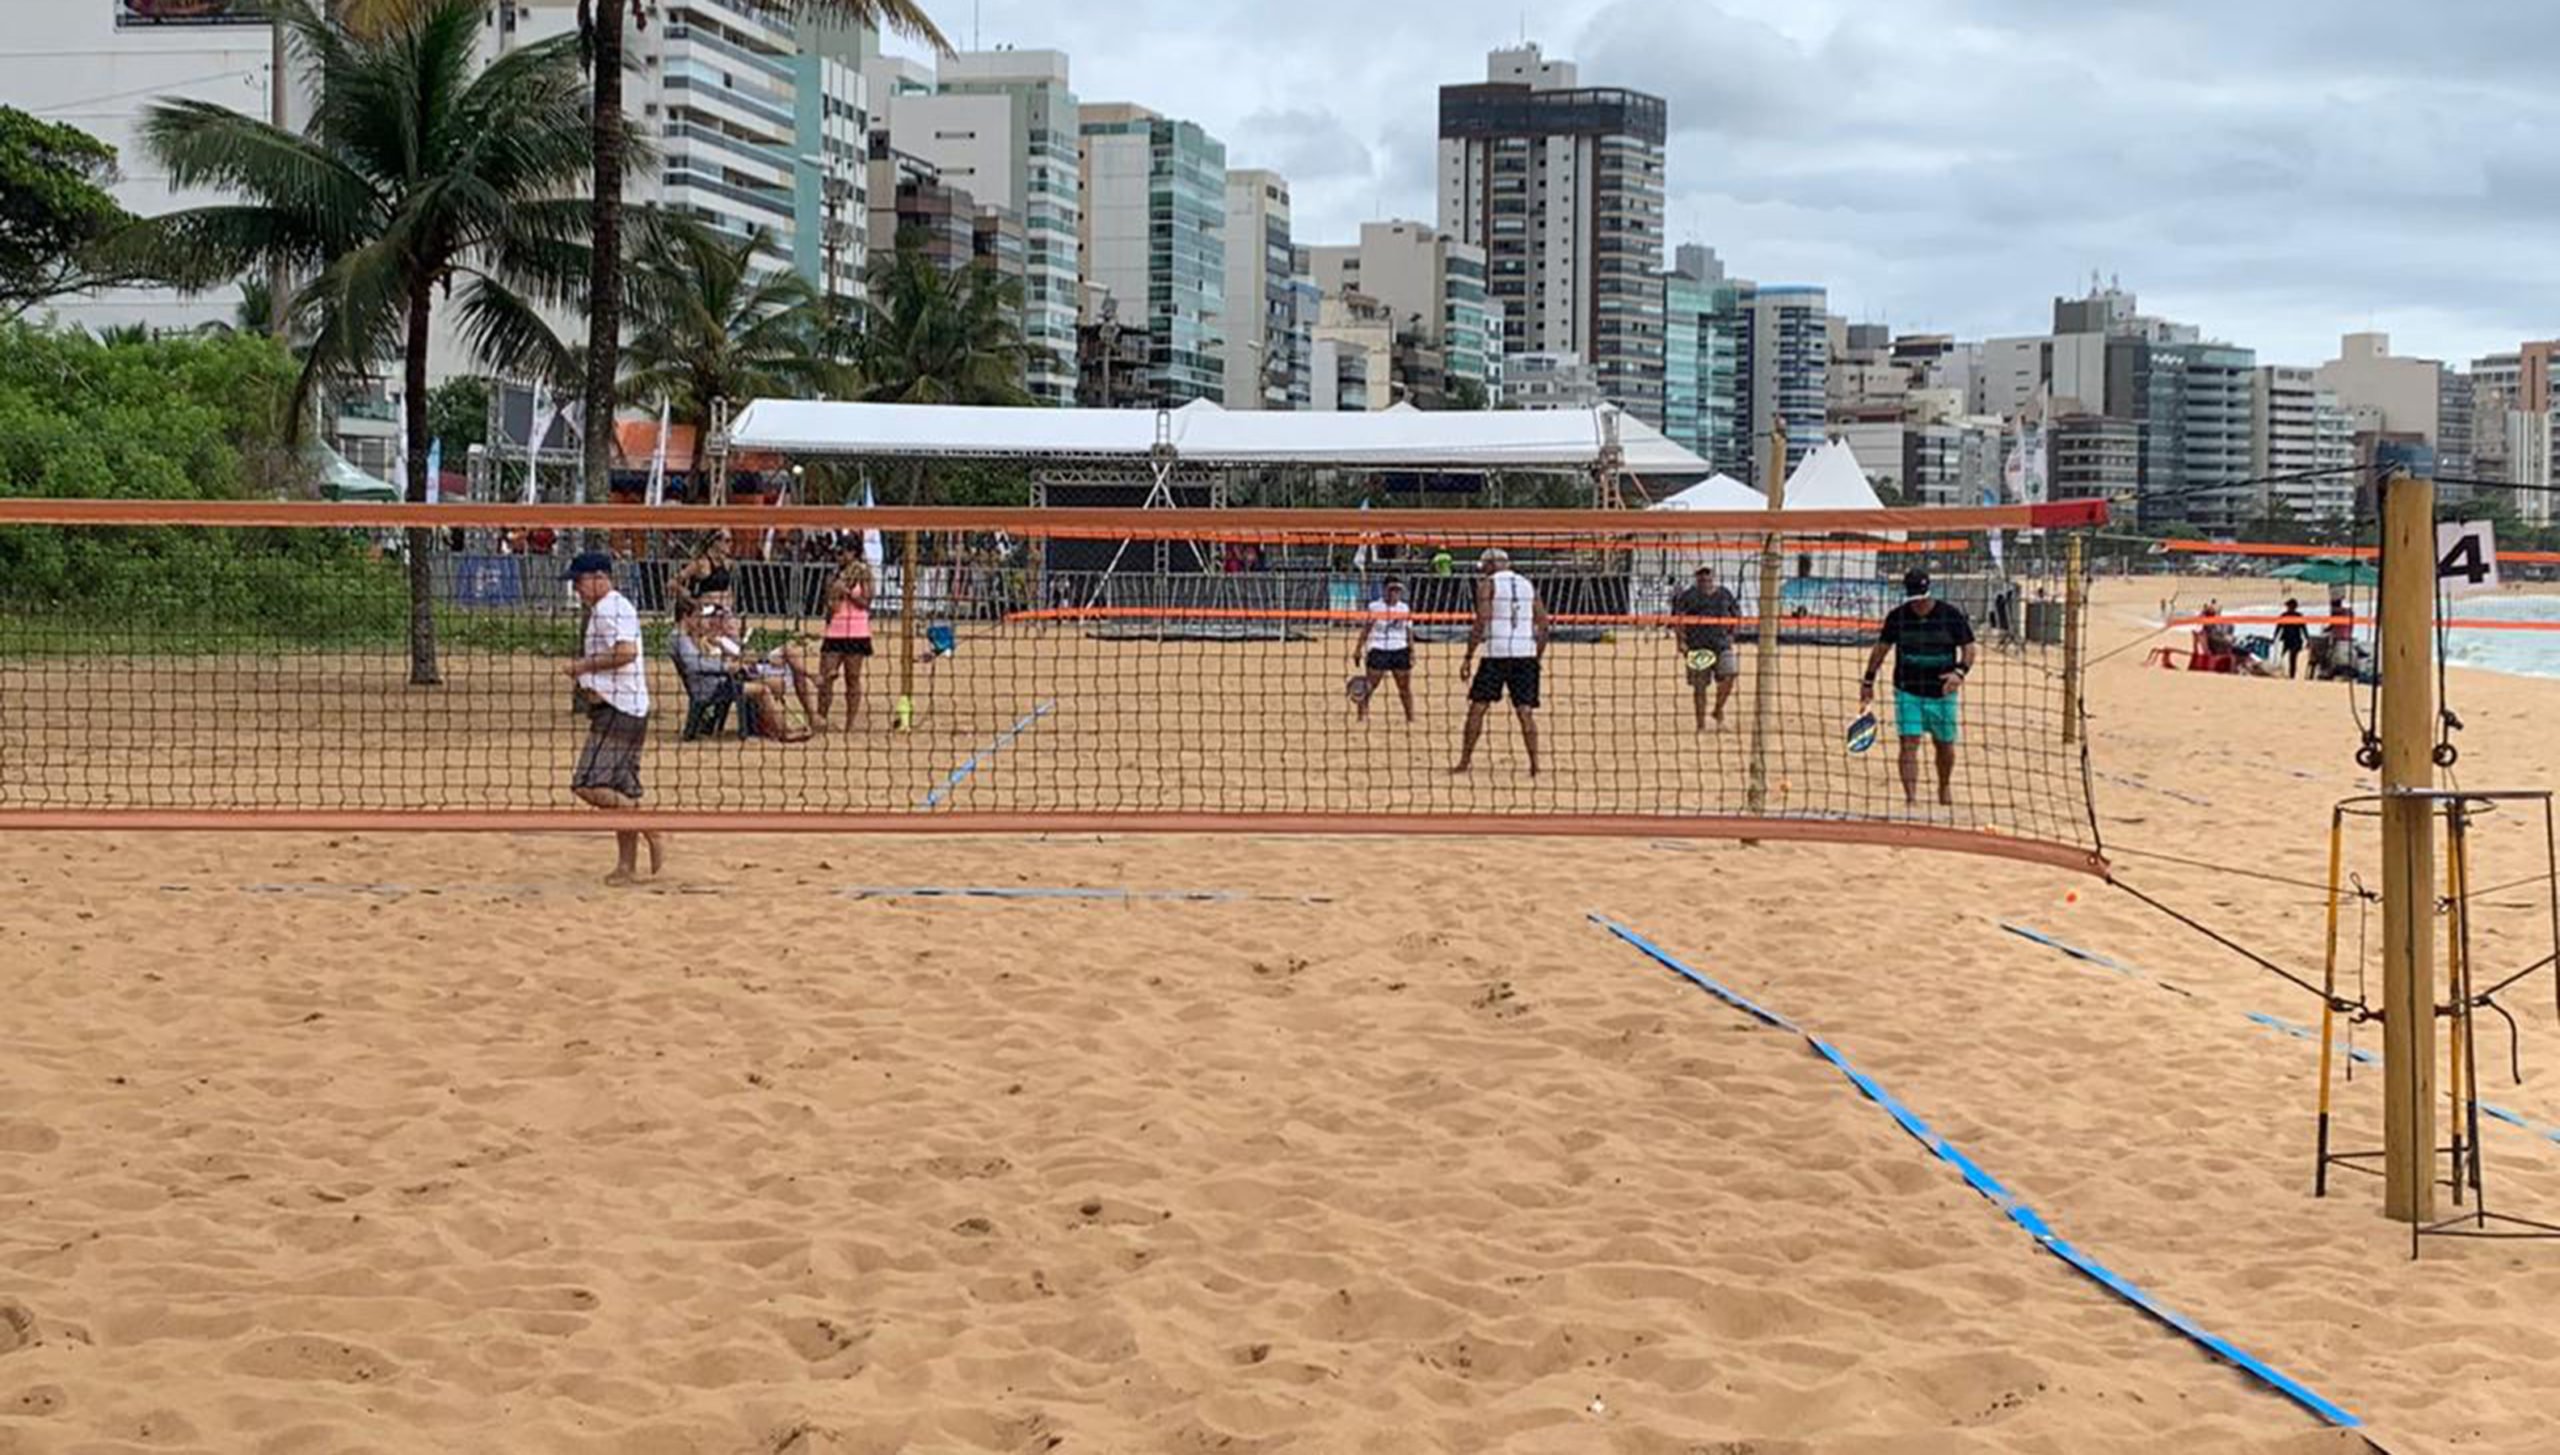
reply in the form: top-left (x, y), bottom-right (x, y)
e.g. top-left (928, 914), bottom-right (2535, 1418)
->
top-left (1365, 647), bottom-right (1413, 673)
top-left (821, 637), bottom-right (874, 658)
top-left (572, 705), bottom-right (648, 799)
top-left (1468, 657), bottom-right (1541, 708)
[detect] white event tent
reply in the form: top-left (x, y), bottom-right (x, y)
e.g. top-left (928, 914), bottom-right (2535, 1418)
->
top-left (1633, 473), bottom-right (1767, 611)
top-left (724, 398), bottom-right (1711, 485)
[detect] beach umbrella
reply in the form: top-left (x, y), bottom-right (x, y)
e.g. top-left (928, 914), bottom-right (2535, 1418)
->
top-left (2273, 558), bottom-right (2378, 587)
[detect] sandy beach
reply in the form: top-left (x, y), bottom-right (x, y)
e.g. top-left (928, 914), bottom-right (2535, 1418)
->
top-left (4, 576), bottom-right (2558, 1453)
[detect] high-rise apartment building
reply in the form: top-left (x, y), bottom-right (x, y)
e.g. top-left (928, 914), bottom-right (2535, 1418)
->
top-left (1659, 245), bottom-right (1743, 475)
top-left (1221, 170), bottom-right (1299, 410)
top-left (2251, 366), bottom-right (2357, 524)
top-left (2471, 352), bottom-right (2521, 487)
top-left (1436, 43), bottom-right (1666, 422)
top-left (868, 48), bottom-right (1081, 402)
top-left (2315, 332), bottom-right (2479, 496)
top-left (1079, 103), bottom-right (1226, 405)
top-left (1303, 221), bottom-right (1498, 409)
top-left (1743, 284), bottom-right (1828, 485)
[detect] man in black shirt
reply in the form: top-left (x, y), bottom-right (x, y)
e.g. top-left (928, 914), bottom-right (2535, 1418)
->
top-left (1667, 564), bottom-right (1741, 732)
top-left (1859, 569), bottom-right (1976, 808)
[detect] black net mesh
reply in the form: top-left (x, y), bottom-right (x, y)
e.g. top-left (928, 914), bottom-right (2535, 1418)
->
top-left (0, 509), bottom-right (2099, 863)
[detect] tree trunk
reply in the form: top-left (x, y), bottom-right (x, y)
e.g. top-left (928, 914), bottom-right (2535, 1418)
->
top-left (404, 276), bottom-right (441, 686)
top-left (580, 1), bottom-right (624, 512)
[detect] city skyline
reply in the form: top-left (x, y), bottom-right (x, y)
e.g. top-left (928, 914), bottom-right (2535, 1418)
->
top-left (889, 0), bottom-right (2558, 370)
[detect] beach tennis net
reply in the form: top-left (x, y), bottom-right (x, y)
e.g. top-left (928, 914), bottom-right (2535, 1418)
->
top-left (0, 500), bottom-right (2105, 870)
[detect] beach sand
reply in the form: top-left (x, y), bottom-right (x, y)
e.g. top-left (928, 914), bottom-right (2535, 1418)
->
top-left (3, 577), bottom-right (2558, 1453)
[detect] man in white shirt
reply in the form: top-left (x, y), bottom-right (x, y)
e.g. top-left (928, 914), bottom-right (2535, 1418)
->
top-left (1452, 548), bottom-right (1549, 777)
top-left (561, 551), bottom-right (664, 884)
top-left (1349, 577), bottom-right (1416, 724)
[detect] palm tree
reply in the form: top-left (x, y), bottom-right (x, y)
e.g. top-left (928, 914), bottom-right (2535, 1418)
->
top-left (618, 215), bottom-right (848, 462)
top-left (853, 237), bottom-right (1032, 407)
top-left (136, 0), bottom-right (592, 685)
top-left (574, 1), bottom-right (949, 509)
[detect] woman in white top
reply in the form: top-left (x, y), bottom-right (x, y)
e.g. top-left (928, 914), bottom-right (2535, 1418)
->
top-left (1453, 548), bottom-right (1549, 777)
top-left (1350, 578), bottom-right (1417, 724)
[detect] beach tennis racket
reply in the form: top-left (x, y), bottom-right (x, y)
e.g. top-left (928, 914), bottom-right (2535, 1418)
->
top-left (1684, 648), bottom-right (1717, 673)
top-left (1845, 711), bottom-right (1879, 754)
top-left (1343, 674), bottom-right (1375, 705)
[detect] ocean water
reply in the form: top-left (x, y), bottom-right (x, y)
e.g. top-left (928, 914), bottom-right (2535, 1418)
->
top-left (2440, 595), bottom-right (2560, 681)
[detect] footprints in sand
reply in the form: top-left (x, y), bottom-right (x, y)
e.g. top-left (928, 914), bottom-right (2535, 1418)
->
top-left (0, 1120), bottom-right (59, 1154)
top-left (224, 1334), bottom-right (397, 1383)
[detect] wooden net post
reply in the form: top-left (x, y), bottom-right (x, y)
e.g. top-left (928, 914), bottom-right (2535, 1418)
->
top-left (1746, 420), bottom-right (1789, 815)
top-left (2376, 457), bottom-right (2437, 1225)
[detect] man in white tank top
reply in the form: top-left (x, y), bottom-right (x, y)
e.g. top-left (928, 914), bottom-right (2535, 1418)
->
top-left (1452, 548), bottom-right (1549, 776)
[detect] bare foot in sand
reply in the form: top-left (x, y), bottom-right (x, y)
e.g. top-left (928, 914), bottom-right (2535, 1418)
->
top-left (604, 868), bottom-right (639, 888)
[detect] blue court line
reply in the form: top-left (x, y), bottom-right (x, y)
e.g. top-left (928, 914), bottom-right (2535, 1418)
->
top-left (920, 700), bottom-right (1056, 809)
top-left (833, 884), bottom-right (1331, 906)
top-left (1591, 914), bottom-right (2364, 1432)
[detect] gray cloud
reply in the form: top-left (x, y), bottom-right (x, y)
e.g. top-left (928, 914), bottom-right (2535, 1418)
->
top-left (904, 0), bottom-right (2556, 367)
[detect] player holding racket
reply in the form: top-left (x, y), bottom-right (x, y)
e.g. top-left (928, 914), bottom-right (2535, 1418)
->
top-left (1859, 569), bottom-right (1975, 808)
top-left (1667, 564), bottom-right (1739, 733)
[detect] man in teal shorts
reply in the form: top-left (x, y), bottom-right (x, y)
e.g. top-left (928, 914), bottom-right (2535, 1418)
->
top-left (1859, 569), bottom-right (1975, 808)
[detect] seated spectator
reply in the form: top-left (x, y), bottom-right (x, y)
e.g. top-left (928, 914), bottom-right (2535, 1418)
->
top-left (672, 601), bottom-right (806, 742)
top-left (702, 600), bottom-right (820, 726)
top-left (673, 539), bottom-right (736, 615)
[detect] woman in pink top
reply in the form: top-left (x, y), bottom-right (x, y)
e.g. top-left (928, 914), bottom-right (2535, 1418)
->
top-left (814, 552), bottom-right (874, 729)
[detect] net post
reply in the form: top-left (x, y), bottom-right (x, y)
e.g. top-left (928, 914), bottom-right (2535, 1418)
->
top-left (896, 528), bottom-right (920, 731)
top-left (2062, 532), bottom-right (2085, 745)
top-left (2376, 453), bottom-right (2437, 1225)
top-left (1746, 419), bottom-right (1789, 815)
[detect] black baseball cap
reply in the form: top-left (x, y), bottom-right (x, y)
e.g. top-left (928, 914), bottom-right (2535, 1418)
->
top-left (1903, 568), bottom-right (1931, 596)
top-left (562, 549), bottom-right (615, 580)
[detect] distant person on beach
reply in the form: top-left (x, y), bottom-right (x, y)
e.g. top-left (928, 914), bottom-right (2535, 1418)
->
top-left (1351, 577), bottom-right (1417, 724)
top-left (673, 538), bottom-right (735, 614)
top-left (1668, 564), bottom-right (1740, 733)
top-left (2319, 591), bottom-right (2354, 679)
top-left (2275, 598), bottom-right (2310, 678)
top-left (814, 552), bottom-right (874, 730)
top-left (1861, 569), bottom-right (1974, 809)
top-left (1452, 549), bottom-right (1549, 777)
top-left (561, 551), bottom-right (664, 885)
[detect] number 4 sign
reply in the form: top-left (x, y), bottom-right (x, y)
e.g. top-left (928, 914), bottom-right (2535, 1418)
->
top-left (2435, 519), bottom-right (2501, 596)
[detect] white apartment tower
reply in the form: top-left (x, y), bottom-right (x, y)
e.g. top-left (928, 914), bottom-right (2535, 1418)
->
top-left (1221, 169), bottom-right (1298, 410)
top-left (1436, 43), bottom-right (1665, 423)
top-left (2251, 366), bottom-right (2357, 524)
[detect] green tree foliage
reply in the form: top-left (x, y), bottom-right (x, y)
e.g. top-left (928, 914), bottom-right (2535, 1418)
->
top-left (131, 0), bottom-right (593, 683)
top-left (0, 106), bottom-right (152, 321)
top-left (0, 321), bottom-right (397, 635)
top-left (619, 216), bottom-right (848, 445)
top-left (425, 375), bottom-right (490, 457)
top-left (852, 237), bottom-right (1034, 409)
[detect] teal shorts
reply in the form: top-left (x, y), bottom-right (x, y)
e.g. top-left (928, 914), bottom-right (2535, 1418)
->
top-left (1893, 689), bottom-right (1959, 744)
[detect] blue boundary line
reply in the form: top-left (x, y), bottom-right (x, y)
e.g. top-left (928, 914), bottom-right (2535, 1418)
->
top-left (1590, 914), bottom-right (2365, 1433)
top-left (920, 700), bottom-right (1056, 809)
top-left (833, 884), bottom-right (1332, 905)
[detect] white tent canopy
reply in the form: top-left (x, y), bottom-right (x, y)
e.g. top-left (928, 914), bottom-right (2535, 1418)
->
top-left (1649, 473), bottom-right (1765, 512)
top-left (1779, 438), bottom-right (1884, 511)
top-left (725, 399), bottom-right (1712, 476)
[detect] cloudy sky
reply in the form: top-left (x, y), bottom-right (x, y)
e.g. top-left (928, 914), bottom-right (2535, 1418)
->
top-left (888, 0), bottom-right (2557, 369)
